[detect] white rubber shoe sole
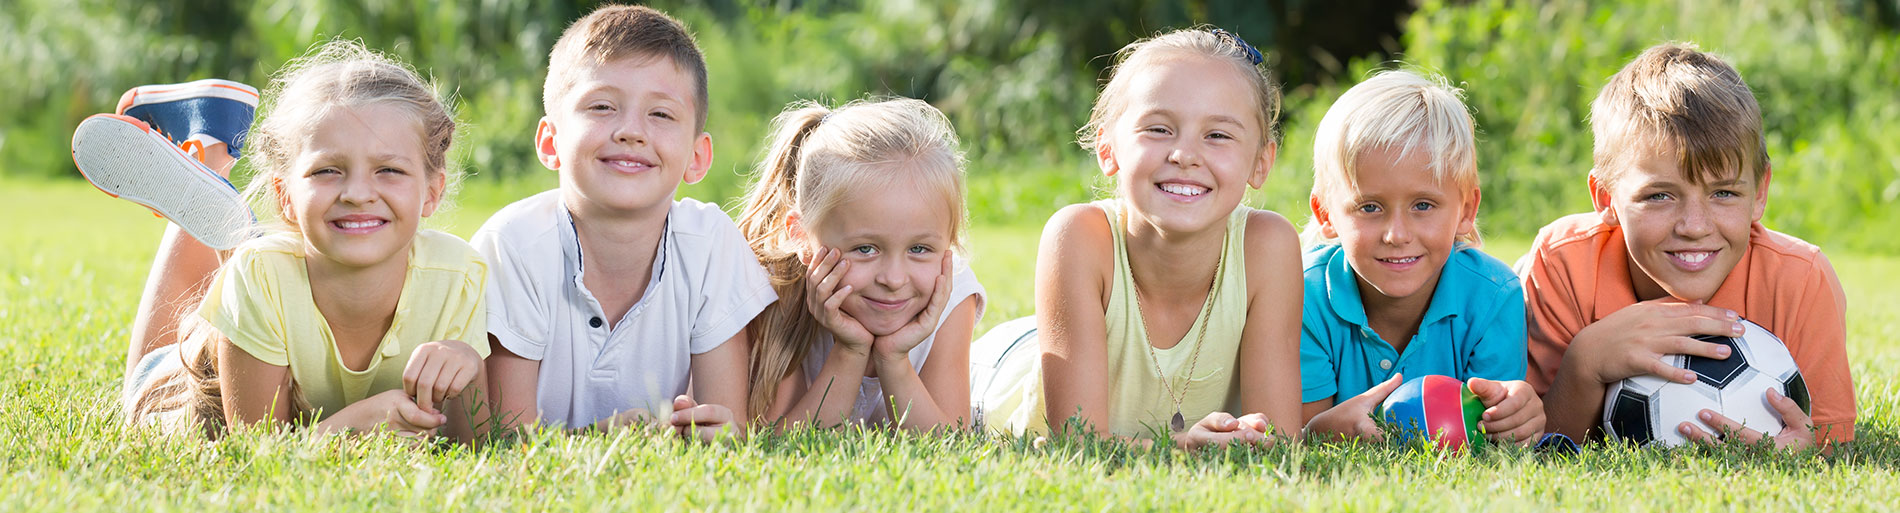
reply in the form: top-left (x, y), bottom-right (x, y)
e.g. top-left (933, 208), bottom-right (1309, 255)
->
top-left (72, 114), bottom-right (254, 250)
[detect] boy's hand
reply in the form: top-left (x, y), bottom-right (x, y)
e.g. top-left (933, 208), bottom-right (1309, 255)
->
top-left (806, 248), bottom-right (874, 355)
top-left (1567, 300), bottom-right (1740, 385)
top-left (669, 395), bottom-right (737, 443)
top-left (871, 252), bottom-right (956, 362)
top-left (1679, 388), bottom-right (1816, 452)
top-left (1172, 411), bottom-right (1273, 450)
top-left (1303, 374), bottom-right (1404, 442)
top-left (1468, 378), bottom-right (1544, 446)
top-left (402, 340), bottom-right (484, 413)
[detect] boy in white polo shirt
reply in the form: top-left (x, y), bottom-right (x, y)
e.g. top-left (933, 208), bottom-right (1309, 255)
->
top-left (474, 5), bottom-right (775, 440)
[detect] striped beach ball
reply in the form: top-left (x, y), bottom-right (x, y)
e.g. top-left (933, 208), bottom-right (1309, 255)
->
top-left (1378, 375), bottom-right (1486, 450)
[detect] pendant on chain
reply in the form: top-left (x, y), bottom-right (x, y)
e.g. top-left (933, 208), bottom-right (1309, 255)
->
top-left (1170, 411), bottom-right (1185, 432)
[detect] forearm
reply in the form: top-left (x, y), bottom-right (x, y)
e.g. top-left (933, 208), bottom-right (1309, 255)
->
top-left (871, 354), bottom-right (963, 432)
top-left (778, 349), bottom-right (870, 427)
top-left (1542, 366), bottom-right (1606, 440)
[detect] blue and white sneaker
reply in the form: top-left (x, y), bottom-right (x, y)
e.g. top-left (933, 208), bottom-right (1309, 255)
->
top-left (72, 114), bottom-right (254, 250)
top-left (115, 78), bottom-right (259, 161)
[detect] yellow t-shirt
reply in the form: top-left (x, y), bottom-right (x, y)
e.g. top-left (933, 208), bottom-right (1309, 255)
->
top-left (198, 229), bottom-right (490, 418)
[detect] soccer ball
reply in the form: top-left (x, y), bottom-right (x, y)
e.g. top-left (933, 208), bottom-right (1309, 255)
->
top-left (1600, 318), bottom-right (1812, 447)
top-left (1379, 375), bottom-right (1486, 450)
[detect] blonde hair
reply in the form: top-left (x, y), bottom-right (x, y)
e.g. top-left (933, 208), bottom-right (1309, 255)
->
top-left (1588, 42), bottom-right (1766, 192)
top-left (244, 39), bottom-right (460, 231)
top-left (1078, 26), bottom-right (1282, 153)
top-left (543, 4), bottom-right (708, 131)
top-left (1303, 68), bottom-right (1482, 246)
top-left (735, 98), bottom-right (968, 419)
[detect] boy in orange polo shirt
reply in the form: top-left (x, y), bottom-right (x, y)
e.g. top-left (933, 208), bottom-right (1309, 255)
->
top-left (1521, 43), bottom-right (1853, 450)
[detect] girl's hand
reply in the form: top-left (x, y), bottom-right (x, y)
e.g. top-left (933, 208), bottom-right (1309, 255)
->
top-left (322, 389), bottom-right (446, 437)
top-left (1680, 388), bottom-right (1816, 452)
top-left (806, 248), bottom-right (874, 355)
top-left (870, 252), bottom-right (956, 362)
top-left (1303, 374), bottom-right (1404, 442)
top-left (1172, 411), bottom-right (1272, 450)
top-left (403, 340), bottom-right (484, 414)
top-left (1467, 378), bottom-right (1545, 446)
top-left (669, 395), bottom-right (738, 442)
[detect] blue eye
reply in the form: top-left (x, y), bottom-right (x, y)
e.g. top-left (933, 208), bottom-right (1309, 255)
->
top-left (852, 245), bottom-right (877, 256)
top-left (1644, 192), bottom-right (1673, 201)
top-left (1356, 204), bottom-right (1382, 214)
top-left (908, 245), bottom-right (931, 255)
top-left (1412, 201), bottom-right (1435, 212)
top-left (1713, 190), bottom-right (1740, 199)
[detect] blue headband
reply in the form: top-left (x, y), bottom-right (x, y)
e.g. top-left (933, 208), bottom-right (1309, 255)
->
top-left (1211, 28), bottom-right (1265, 66)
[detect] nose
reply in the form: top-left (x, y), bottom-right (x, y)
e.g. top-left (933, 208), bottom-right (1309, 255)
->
top-left (1382, 214), bottom-right (1413, 246)
top-left (871, 257), bottom-right (909, 291)
top-left (339, 169), bottom-right (377, 205)
top-left (1167, 146), bottom-right (1200, 168)
top-left (1677, 197), bottom-right (1715, 239)
top-left (614, 114), bottom-right (648, 145)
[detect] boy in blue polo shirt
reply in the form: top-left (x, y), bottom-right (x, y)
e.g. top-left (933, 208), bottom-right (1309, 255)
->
top-left (1296, 70), bottom-right (1544, 445)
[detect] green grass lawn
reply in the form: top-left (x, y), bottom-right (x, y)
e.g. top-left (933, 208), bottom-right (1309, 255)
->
top-left (2, 178), bottom-right (1896, 511)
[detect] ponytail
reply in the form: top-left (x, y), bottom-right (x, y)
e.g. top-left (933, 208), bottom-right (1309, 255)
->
top-left (736, 103), bottom-right (832, 419)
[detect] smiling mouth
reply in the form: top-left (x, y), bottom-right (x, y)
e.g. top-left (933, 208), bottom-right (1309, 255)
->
top-left (1667, 250), bottom-right (1716, 271)
top-left (863, 297), bottom-right (911, 311)
top-left (332, 219), bottom-right (388, 233)
top-left (1157, 183), bottom-right (1209, 198)
top-left (602, 158), bottom-right (655, 174)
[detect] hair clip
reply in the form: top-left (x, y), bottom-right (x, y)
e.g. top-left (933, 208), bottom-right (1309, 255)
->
top-left (1212, 28), bottom-right (1265, 66)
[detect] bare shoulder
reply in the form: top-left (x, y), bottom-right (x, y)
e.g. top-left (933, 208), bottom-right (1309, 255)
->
top-left (1037, 203), bottom-right (1116, 300)
top-left (1039, 203), bottom-right (1116, 264)
top-left (1242, 209), bottom-right (1302, 294)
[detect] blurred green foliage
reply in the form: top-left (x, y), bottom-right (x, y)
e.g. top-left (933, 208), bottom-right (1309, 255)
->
top-left (3, 0), bottom-right (1897, 251)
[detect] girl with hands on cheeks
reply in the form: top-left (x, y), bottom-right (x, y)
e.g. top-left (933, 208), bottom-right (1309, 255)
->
top-left (118, 41), bottom-right (496, 444)
top-left (738, 98), bottom-right (986, 431)
top-left (1296, 70), bottom-right (1544, 446)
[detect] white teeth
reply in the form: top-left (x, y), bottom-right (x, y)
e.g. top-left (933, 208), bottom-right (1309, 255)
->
top-left (1159, 183), bottom-right (1207, 196)
top-left (1673, 251), bottom-right (1712, 264)
top-left (1380, 256), bottom-right (1419, 264)
top-left (337, 220), bottom-right (383, 229)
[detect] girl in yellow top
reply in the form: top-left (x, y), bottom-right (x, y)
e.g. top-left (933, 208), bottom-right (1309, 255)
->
top-left (973, 27), bottom-right (1303, 449)
top-left (103, 41), bottom-right (491, 442)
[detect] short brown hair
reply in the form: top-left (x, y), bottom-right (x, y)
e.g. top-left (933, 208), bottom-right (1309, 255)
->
top-left (1589, 42), bottom-right (1767, 191)
top-left (542, 4), bottom-right (709, 131)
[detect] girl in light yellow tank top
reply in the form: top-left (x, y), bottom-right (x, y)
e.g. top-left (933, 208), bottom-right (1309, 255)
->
top-left (970, 27), bottom-right (1304, 449)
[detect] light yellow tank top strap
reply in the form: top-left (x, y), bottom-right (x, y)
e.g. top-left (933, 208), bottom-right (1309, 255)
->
top-left (1097, 199), bottom-right (1251, 437)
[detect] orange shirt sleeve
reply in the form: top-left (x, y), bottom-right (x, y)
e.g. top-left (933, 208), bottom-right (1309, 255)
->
top-left (1783, 251), bottom-right (1855, 444)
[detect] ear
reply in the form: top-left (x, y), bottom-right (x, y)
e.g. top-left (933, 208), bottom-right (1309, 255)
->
top-left (1457, 187), bottom-right (1483, 239)
top-left (273, 177), bottom-right (296, 225)
top-left (683, 132), bottom-right (714, 185)
top-left (1588, 171), bottom-right (1619, 227)
top-left (1094, 130), bottom-right (1119, 177)
top-left (1247, 142), bottom-right (1277, 189)
top-left (1751, 163), bottom-right (1772, 222)
top-left (419, 169), bottom-right (448, 218)
top-left (534, 117), bottom-right (560, 170)
top-left (783, 210), bottom-right (814, 265)
top-left (1309, 194), bottom-right (1338, 239)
